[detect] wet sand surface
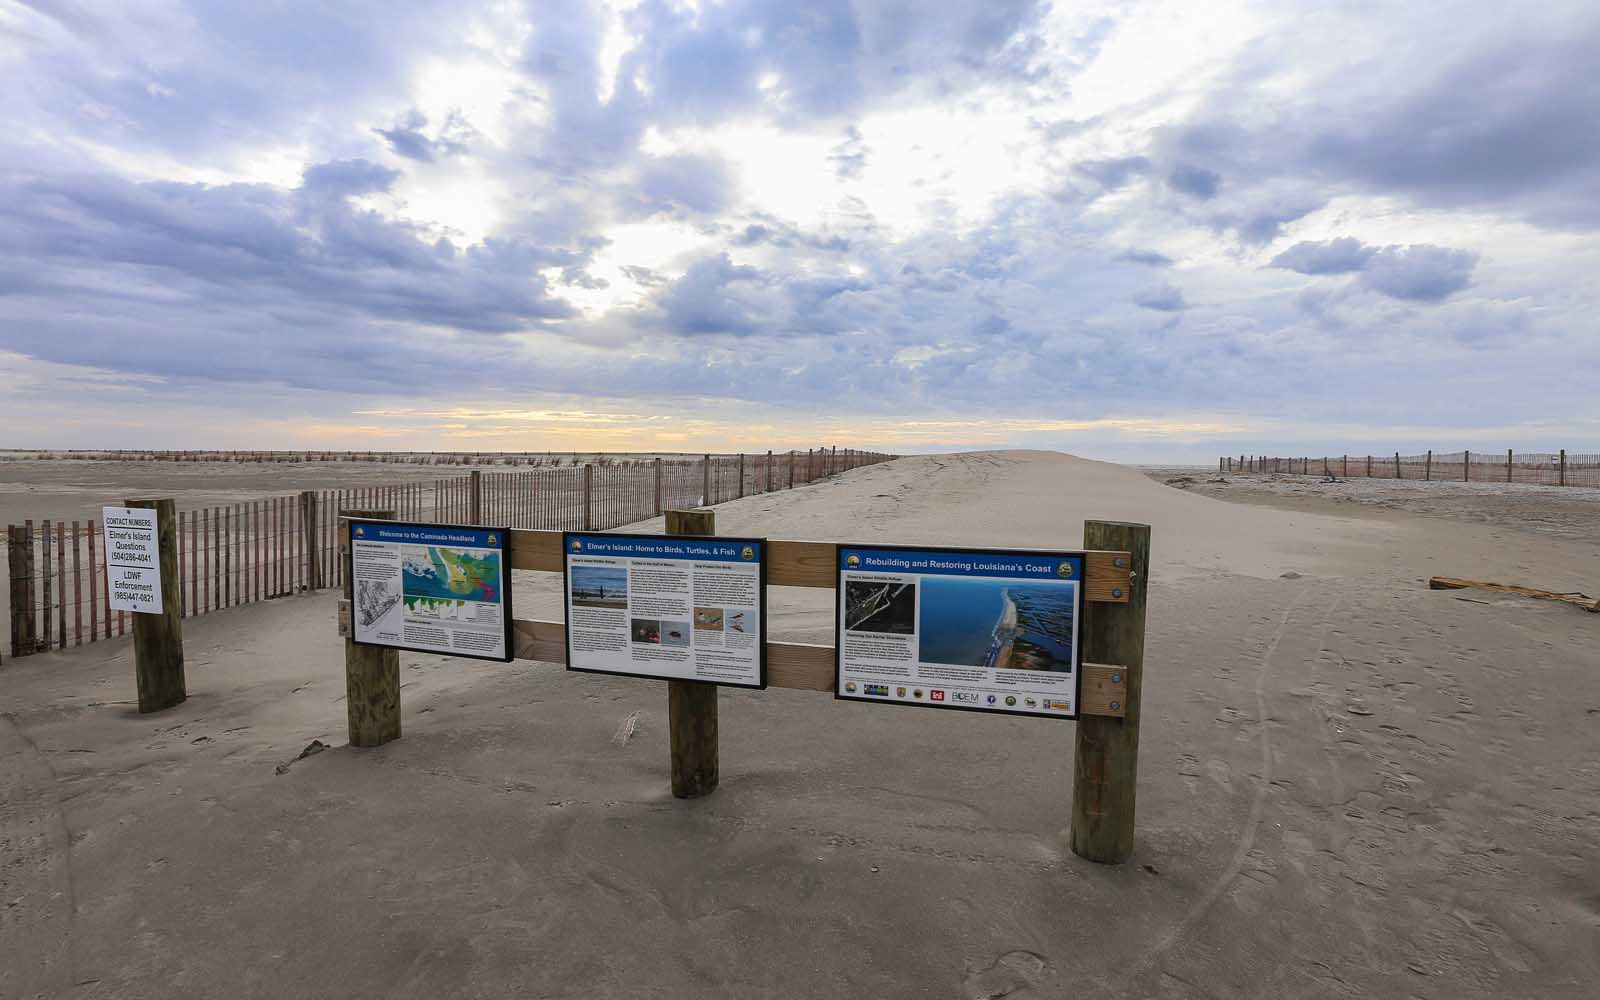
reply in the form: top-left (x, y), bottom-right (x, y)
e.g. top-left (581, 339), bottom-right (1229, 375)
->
top-left (3, 451), bottom-right (1597, 998)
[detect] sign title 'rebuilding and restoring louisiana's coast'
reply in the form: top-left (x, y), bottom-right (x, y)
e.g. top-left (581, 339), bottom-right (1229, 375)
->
top-left (835, 544), bottom-right (1084, 718)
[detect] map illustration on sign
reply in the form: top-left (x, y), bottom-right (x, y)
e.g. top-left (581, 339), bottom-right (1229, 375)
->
top-left (402, 546), bottom-right (501, 615)
top-left (350, 521), bottom-right (511, 662)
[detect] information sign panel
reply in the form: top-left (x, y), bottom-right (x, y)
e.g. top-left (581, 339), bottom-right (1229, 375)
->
top-left (102, 506), bottom-right (163, 614)
top-left (563, 532), bottom-right (766, 688)
top-left (349, 520), bottom-right (511, 662)
top-left (835, 544), bottom-right (1084, 718)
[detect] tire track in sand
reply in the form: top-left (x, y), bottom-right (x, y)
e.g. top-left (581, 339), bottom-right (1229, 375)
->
top-left (1128, 585), bottom-right (1322, 980)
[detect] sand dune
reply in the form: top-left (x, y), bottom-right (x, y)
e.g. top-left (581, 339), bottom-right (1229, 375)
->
top-left (3, 450), bottom-right (1596, 998)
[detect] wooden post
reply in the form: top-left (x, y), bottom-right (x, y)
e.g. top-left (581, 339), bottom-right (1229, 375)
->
top-left (1464, 450), bottom-right (1470, 482)
top-left (702, 454), bottom-right (711, 505)
top-left (8, 524), bottom-right (33, 657)
top-left (1506, 449), bottom-right (1513, 483)
top-left (767, 450), bottom-right (773, 492)
top-left (1367, 455), bottom-right (1372, 477)
top-left (469, 469), bottom-right (483, 523)
top-left (300, 491), bottom-right (320, 589)
top-left (666, 507), bottom-right (718, 799)
top-left (788, 450), bottom-right (796, 489)
top-left (1071, 520), bottom-right (1150, 865)
top-left (653, 457), bottom-right (663, 517)
top-left (1425, 450), bottom-right (1432, 480)
top-left (1395, 452), bottom-right (1402, 478)
top-left (125, 498), bottom-right (186, 713)
top-left (582, 464), bottom-right (594, 530)
top-left (342, 508), bottom-right (400, 747)
top-left (1559, 449), bottom-right (1566, 486)
top-left (1342, 455), bottom-right (1348, 478)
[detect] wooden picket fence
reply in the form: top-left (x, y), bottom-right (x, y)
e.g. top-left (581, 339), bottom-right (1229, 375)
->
top-left (5, 448), bottom-right (891, 658)
top-left (1223, 450), bottom-right (1600, 488)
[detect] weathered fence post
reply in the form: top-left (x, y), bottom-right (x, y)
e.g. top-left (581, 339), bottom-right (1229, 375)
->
top-left (665, 507), bottom-right (718, 798)
top-left (702, 454), bottom-right (711, 505)
top-left (1395, 452), bottom-right (1402, 478)
top-left (767, 450), bottom-right (773, 492)
top-left (1071, 519), bottom-right (1151, 865)
top-left (1506, 449), bottom-right (1513, 483)
top-left (1343, 455), bottom-right (1349, 478)
top-left (653, 457), bottom-right (663, 517)
top-left (1464, 450), bottom-right (1471, 482)
top-left (738, 453), bottom-right (745, 499)
top-left (469, 469), bottom-right (483, 523)
top-left (1425, 450), bottom-right (1432, 480)
top-left (582, 464), bottom-right (594, 530)
top-left (1559, 449), bottom-right (1567, 486)
top-left (300, 491), bottom-right (320, 588)
top-left (8, 523), bottom-right (36, 658)
top-left (126, 498), bottom-right (186, 713)
top-left (788, 450), bottom-right (796, 489)
top-left (342, 508), bottom-right (400, 747)
top-left (1366, 455), bottom-right (1372, 477)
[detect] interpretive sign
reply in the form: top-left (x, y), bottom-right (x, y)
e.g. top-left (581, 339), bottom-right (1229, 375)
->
top-left (102, 506), bottom-right (163, 614)
top-left (835, 544), bottom-right (1084, 718)
top-left (563, 532), bottom-right (766, 688)
top-left (349, 520), bottom-right (511, 662)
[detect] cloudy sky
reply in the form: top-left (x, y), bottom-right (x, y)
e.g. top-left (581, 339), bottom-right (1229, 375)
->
top-left (2, 0), bottom-right (1597, 460)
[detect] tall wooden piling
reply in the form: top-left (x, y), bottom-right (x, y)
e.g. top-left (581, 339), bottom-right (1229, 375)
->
top-left (126, 498), bottom-right (186, 713)
top-left (343, 508), bottom-right (400, 747)
top-left (665, 507), bottom-right (718, 798)
top-left (1071, 519), bottom-right (1151, 864)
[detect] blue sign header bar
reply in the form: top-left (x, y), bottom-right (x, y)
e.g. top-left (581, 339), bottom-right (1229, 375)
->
top-left (840, 546), bottom-right (1082, 582)
top-left (354, 522), bottom-right (502, 549)
top-left (567, 533), bottom-right (761, 564)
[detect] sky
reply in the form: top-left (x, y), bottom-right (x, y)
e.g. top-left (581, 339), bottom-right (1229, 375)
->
top-left (1, 0), bottom-right (1597, 462)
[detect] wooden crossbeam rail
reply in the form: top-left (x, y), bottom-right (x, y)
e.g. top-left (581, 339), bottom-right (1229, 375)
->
top-left (339, 526), bottom-right (1135, 718)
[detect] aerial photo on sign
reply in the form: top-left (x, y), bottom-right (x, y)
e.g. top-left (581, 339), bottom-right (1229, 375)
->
top-left (837, 545), bottom-right (1083, 718)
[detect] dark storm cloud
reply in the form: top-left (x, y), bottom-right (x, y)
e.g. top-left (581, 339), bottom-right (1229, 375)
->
top-left (0, 161), bottom-right (580, 371)
top-left (1270, 237), bottom-right (1376, 275)
top-left (1360, 245), bottom-right (1479, 302)
top-left (1134, 284), bottom-right (1187, 312)
top-left (1168, 164), bottom-right (1221, 199)
top-left (1074, 156), bottom-right (1152, 189)
top-left (372, 110), bottom-right (471, 162)
top-left (1271, 239), bottom-right (1477, 302)
top-left (1304, 33), bottom-right (1600, 223)
top-left (1119, 249), bottom-right (1173, 267)
top-left (620, 0), bottom-right (1049, 123)
top-left (629, 154), bottom-right (738, 217)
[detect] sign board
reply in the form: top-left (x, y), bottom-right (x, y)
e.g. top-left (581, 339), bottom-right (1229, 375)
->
top-left (349, 520), bottom-right (512, 662)
top-left (835, 544), bottom-right (1084, 718)
top-left (563, 532), bottom-right (766, 688)
top-left (102, 506), bottom-right (163, 614)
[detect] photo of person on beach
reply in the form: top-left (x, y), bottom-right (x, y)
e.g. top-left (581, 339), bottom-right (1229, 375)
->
top-left (917, 577), bottom-right (1075, 671)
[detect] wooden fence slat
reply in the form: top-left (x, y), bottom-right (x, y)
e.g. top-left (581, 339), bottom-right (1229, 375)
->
top-left (56, 521), bottom-right (66, 648)
top-left (71, 520), bottom-right (82, 645)
top-left (88, 519), bottom-right (98, 643)
top-left (41, 520), bottom-right (52, 651)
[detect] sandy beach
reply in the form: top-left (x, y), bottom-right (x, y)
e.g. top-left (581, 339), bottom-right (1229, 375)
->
top-left (3, 451), bottom-right (1597, 998)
